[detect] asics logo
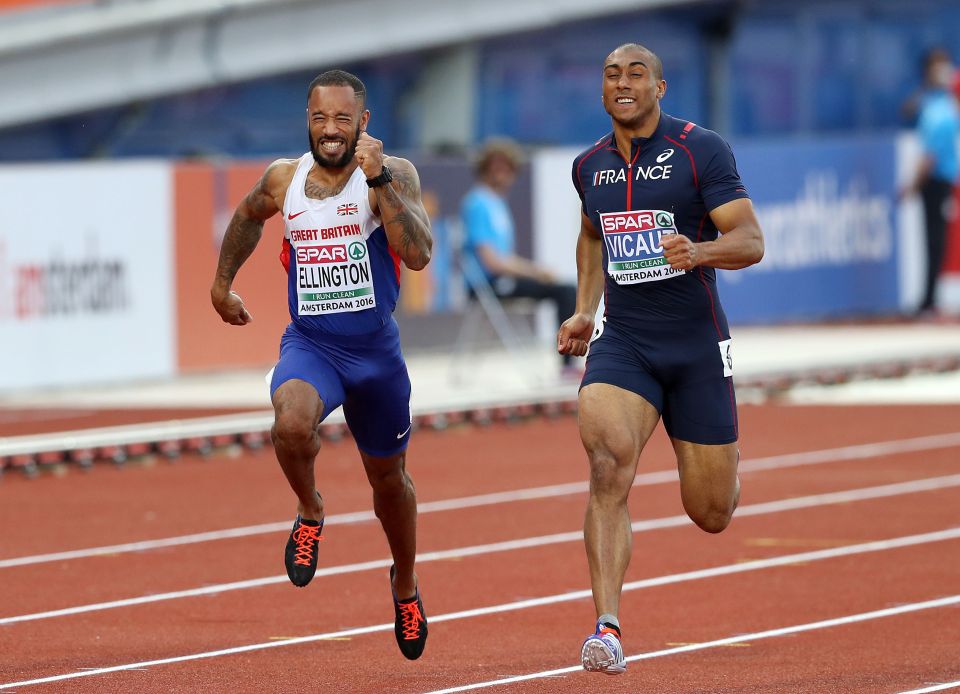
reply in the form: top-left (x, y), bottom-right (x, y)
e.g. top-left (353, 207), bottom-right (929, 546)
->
top-left (656, 148), bottom-right (674, 163)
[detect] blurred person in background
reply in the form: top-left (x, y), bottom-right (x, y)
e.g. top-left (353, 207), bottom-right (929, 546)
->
top-left (901, 47), bottom-right (959, 318)
top-left (557, 43), bottom-right (764, 675)
top-left (900, 47), bottom-right (954, 123)
top-left (460, 137), bottom-right (579, 375)
top-left (210, 69), bottom-right (431, 660)
top-left (416, 189), bottom-right (453, 312)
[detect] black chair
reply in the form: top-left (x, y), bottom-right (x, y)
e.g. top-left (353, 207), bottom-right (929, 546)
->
top-left (448, 223), bottom-right (541, 384)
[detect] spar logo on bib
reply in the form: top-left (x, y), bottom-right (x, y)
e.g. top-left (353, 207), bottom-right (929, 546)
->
top-left (296, 245), bottom-right (347, 264)
top-left (599, 210), bottom-right (685, 285)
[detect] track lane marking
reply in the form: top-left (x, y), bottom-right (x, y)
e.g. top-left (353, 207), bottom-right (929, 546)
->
top-left (423, 595), bottom-right (960, 693)
top-left (4, 431), bottom-right (960, 569)
top-left (3, 475), bottom-right (960, 625)
top-left (2, 530), bottom-right (958, 690)
top-left (898, 683), bottom-right (960, 694)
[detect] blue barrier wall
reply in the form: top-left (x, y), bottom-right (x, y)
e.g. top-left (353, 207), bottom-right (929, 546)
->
top-left (718, 134), bottom-right (899, 323)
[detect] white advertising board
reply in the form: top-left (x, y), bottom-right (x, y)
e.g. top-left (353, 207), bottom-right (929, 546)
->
top-left (532, 147), bottom-right (584, 285)
top-left (0, 161), bottom-right (174, 392)
top-left (531, 146), bottom-right (607, 335)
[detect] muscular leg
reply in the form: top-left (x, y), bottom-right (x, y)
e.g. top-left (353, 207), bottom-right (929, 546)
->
top-left (271, 379), bottom-right (325, 521)
top-left (361, 450), bottom-right (419, 600)
top-left (672, 439), bottom-right (739, 533)
top-left (579, 383), bottom-right (660, 619)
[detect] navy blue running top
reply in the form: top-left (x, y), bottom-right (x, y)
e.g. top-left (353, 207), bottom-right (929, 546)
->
top-left (572, 112), bottom-right (749, 325)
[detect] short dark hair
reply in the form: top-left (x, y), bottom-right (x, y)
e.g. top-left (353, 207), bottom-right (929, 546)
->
top-left (307, 69), bottom-right (366, 108)
top-left (610, 43), bottom-right (663, 81)
top-left (475, 137), bottom-right (524, 176)
top-left (922, 47), bottom-right (951, 74)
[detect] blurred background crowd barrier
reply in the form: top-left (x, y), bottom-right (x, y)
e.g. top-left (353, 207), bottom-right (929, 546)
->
top-left (1, 0), bottom-right (959, 392)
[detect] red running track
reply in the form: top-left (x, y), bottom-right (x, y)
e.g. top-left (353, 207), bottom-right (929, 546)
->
top-left (1, 403), bottom-right (959, 693)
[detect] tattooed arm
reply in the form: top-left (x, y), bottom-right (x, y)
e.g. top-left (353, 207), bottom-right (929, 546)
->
top-left (369, 157), bottom-right (433, 271)
top-left (211, 159), bottom-right (292, 325)
top-left (354, 132), bottom-right (432, 270)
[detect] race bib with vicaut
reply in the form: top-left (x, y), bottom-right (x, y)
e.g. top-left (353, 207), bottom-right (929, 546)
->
top-left (294, 229), bottom-right (376, 315)
top-left (599, 209), bottom-right (685, 285)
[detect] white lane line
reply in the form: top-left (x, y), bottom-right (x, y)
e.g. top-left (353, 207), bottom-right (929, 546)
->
top-left (423, 595), bottom-right (960, 694)
top-left (898, 683), bottom-right (960, 693)
top-left (3, 431), bottom-right (959, 569)
top-left (730, 473), bottom-right (960, 520)
top-left (0, 484), bottom-right (583, 570)
top-left (737, 431), bottom-right (960, 474)
top-left (4, 474), bottom-right (960, 626)
top-left (2, 532), bottom-right (958, 691)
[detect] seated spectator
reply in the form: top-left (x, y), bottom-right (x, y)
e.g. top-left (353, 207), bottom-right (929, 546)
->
top-left (461, 137), bottom-right (579, 373)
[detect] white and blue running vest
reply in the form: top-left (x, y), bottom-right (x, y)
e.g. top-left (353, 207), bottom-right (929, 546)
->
top-left (280, 153), bottom-right (401, 336)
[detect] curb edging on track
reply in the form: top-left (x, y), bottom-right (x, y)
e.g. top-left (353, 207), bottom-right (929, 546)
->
top-left (2, 353), bottom-right (959, 477)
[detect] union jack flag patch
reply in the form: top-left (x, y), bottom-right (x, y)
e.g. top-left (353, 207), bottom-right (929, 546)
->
top-left (337, 203), bottom-right (358, 216)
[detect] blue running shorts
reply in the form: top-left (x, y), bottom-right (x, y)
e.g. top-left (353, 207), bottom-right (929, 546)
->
top-left (581, 318), bottom-right (738, 445)
top-left (270, 319), bottom-right (412, 457)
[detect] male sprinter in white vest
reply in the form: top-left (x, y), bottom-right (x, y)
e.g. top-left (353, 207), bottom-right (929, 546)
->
top-left (211, 70), bottom-right (432, 660)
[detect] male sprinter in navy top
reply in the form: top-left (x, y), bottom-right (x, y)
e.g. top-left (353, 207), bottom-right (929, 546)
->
top-left (211, 70), bottom-right (431, 660)
top-left (558, 44), bottom-right (764, 675)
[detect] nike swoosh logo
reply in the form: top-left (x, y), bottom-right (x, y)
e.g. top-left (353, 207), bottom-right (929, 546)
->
top-left (287, 210), bottom-right (307, 220)
top-left (396, 424), bottom-right (412, 439)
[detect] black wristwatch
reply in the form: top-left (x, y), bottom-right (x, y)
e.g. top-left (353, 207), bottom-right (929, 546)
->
top-left (366, 166), bottom-right (393, 188)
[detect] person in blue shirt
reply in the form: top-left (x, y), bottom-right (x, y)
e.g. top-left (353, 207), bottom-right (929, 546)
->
top-left (460, 138), bottom-right (578, 370)
top-left (557, 43), bottom-right (764, 675)
top-left (901, 48), bottom-right (959, 316)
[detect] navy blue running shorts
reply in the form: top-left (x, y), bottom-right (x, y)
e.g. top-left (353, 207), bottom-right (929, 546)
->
top-left (581, 319), bottom-right (738, 445)
top-left (270, 319), bottom-right (412, 457)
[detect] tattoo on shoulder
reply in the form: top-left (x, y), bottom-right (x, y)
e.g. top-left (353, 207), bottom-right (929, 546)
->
top-left (242, 173), bottom-right (272, 218)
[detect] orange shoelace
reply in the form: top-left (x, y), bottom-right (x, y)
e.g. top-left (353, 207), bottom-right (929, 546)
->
top-left (292, 524), bottom-right (323, 566)
top-left (398, 600), bottom-right (424, 640)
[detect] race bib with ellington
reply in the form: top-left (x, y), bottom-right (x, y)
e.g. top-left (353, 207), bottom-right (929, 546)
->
top-left (283, 158), bottom-right (381, 316)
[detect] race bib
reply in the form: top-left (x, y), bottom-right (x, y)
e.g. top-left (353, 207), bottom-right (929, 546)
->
top-left (718, 338), bottom-right (733, 377)
top-left (295, 238), bottom-right (376, 315)
top-left (599, 209), bottom-right (685, 285)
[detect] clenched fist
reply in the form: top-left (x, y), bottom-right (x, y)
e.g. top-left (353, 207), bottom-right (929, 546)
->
top-left (558, 312), bottom-right (595, 357)
top-left (354, 131), bottom-right (385, 179)
top-left (211, 288), bottom-right (253, 326)
top-left (662, 233), bottom-right (699, 271)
